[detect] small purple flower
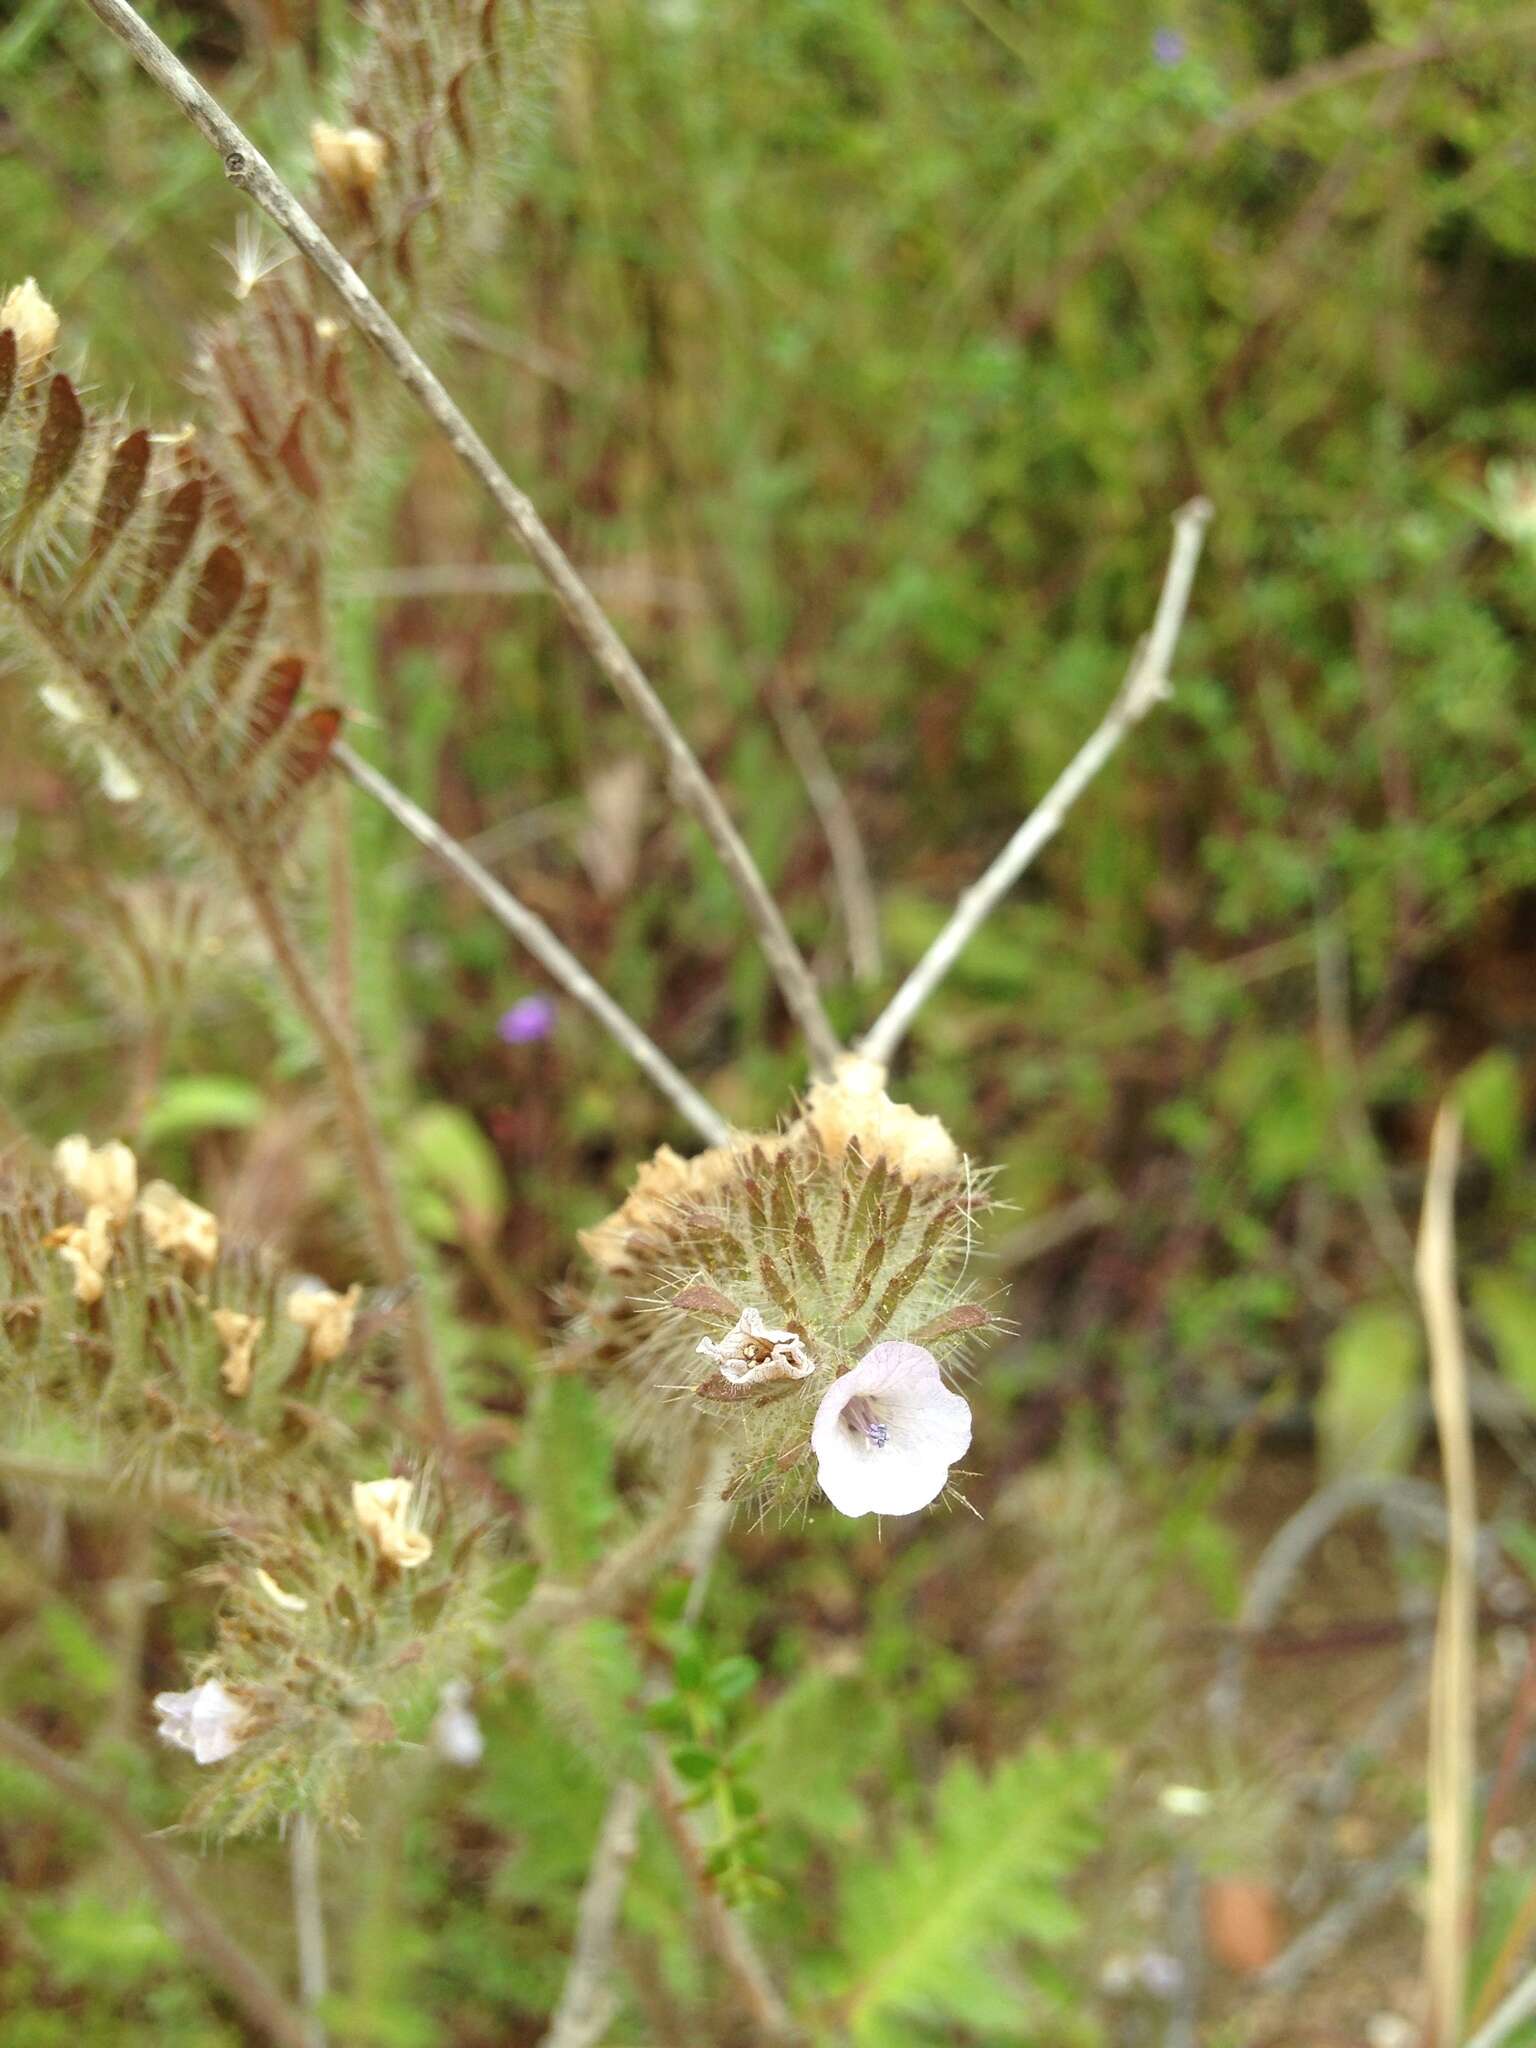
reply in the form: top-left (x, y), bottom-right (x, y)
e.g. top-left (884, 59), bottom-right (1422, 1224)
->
top-left (1153, 27), bottom-right (1186, 66)
top-left (498, 994), bottom-right (557, 1046)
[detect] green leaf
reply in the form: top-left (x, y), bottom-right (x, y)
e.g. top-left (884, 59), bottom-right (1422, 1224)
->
top-left (1456, 1050), bottom-right (1523, 1172)
top-left (829, 1744), bottom-right (1111, 2047)
top-left (139, 1075), bottom-right (263, 1146)
top-left (521, 1378), bottom-right (617, 1578)
top-left (1316, 1301), bottom-right (1422, 1480)
top-left (401, 1103), bottom-right (508, 1244)
top-left (1473, 1269), bottom-right (1536, 1407)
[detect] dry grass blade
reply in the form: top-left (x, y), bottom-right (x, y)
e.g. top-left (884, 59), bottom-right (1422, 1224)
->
top-left (1416, 1101), bottom-right (1476, 2046)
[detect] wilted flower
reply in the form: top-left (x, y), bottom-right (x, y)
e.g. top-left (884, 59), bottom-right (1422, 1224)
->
top-left (139, 1180), bottom-right (220, 1265)
top-left (431, 1678), bottom-right (484, 1767)
top-left (53, 1134), bottom-right (138, 1224)
top-left (696, 1305), bottom-right (815, 1387)
top-left (253, 1567), bottom-right (308, 1613)
top-left (352, 1476), bottom-right (433, 1569)
top-left (1, 277), bottom-right (60, 374)
top-left (212, 1308), bottom-right (263, 1396)
top-left (47, 1204), bottom-right (114, 1305)
top-left (311, 121), bottom-right (387, 207)
top-left (498, 994), bottom-right (557, 1045)
top-left (36, 685), bottom-right (142, 802)
top-left (153, 1678), bottom-right (249, 1764)
top-left (578, 1135), bottom-right (780, 1274)
top-left (796, 1054), bottom-right (959, 1180)
top-left (810, 1340), bottom-right (971, 1517)
top-left (286, 1280), bottom-right (361, 1363)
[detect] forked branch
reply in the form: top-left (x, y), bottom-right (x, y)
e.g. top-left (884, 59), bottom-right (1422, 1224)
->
top-left (859, 496), bottom-right (1212, 1065)
top-left (83, 0), bottom-right (843, 1079)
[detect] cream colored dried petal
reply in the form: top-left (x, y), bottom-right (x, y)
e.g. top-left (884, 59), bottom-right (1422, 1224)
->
top-left (212, 1308), bottom-right (264, 1397)
top-left (1, 278), bottom-right (60, 374)
top-left (47, 1203), bottom-right (114, 1304)
top-left (311, 121), bottom-right (386, 203)
top-left (580, 1132), bottom-right (783, 1272)
top-left (138, 1180), bottom-right (219, 1265)
top-left (796, 1053), bottom-right (959, 1181)
top-left (53, 1135), bottom-right (138, 1224)
top-left (352, 1476), bottom-right (433, 1569)
top-left (286, 1281), bottom-right (362, 1363)
top-left (253, 1567), bottom-right (308, 1613)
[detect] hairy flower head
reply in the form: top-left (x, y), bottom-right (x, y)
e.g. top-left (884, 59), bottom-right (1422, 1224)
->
top-left (567, 1074), bottom-right (990, 1517)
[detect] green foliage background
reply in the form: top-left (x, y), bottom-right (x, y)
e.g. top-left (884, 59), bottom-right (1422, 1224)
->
top-left (3, 0), bottom-right (1536, 2040)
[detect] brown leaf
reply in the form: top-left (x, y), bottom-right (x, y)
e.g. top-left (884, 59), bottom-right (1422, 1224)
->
top-left (132, 476), bottom-right (204, 623)
top-left (22, 374), bottom-right (86, 517)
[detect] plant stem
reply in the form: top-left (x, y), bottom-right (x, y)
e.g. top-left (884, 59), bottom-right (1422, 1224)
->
top-left (82, 0), bottom-right (842, 1078)
top-left (335, 742), bottom-right (731, 1147)
top-left (0, 1713), bottom-right (317, 2048)
top-left (240, 864), bottom-right (452, 1445)
top-left (291, 1811), bottom-right (329, 2048)
top-left (858, 497), bottom-right (1211, 1066)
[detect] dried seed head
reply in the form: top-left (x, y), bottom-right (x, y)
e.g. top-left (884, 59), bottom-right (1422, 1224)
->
top-left (1, 278), bottom-right (60, 375)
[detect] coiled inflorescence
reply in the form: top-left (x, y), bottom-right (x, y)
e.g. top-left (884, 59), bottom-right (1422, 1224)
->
top-left (569, 1057), bottom-right (995, 1518)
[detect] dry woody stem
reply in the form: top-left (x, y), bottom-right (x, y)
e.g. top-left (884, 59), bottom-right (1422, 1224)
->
top-left (336, 743), bottom-right (730, 1147)
top-left (859, 496), bottom-right (1212, 1064)
top-left (0, 1714), bottom-right (316, 2048)
top-left (1415, 1102), bottom-right (1477, 2048)
top-left (83, 0), bottom-right (842, 1079)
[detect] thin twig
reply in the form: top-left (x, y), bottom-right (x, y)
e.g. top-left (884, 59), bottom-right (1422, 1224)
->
top-left (83, 0), bottom-right (842, 1077)
top-left (334, 743), bottom-right (729, 1148)
top-left (290, 1812), bottom-right (328, 2047)
top-left (772, 700), bottom-right (883, 986)
top-left (1416, 1102), bottom-right (1476, 2048)
top-left (858, 497), bottom-right (1211, 1065)
top-left (648, 1746), bottom-right (800, 2042)
top-left (537, 1781), bottom-right (645, 2048)
top-left (0, 1714), bottom-right (316, 2048)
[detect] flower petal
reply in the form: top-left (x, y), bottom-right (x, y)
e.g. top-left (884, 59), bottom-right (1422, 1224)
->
top-left (811, 1341), bottom-right (971, 1517)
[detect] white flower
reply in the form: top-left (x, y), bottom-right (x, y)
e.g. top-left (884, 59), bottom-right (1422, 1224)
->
top-left (138, 1180), bottom-right (219, 1266)
top-left (153, 1678), bottom-right (249, 1764)
top-left (696, 1305), bottom-right (815, 1387)
top-left (352, 1476), bottom-right (433, 1568)
top-left (287, 1280), bottom-right (361, 1363)
top-left (810, 1340), bottom-right (971, 1517)
top-left (431, 1679), bottom-right (484, 1767)
top-left (53, 1135), bottom-right (138, 1224)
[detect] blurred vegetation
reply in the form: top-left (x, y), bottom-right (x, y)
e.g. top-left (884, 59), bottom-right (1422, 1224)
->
top-left (4, 0), bottom-right (1536, 2041)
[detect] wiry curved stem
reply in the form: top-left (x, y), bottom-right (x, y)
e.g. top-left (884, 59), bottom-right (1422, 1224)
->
top-left (83, 0), bottom-right (842, 1079)
top-left (859, 497), bottom-right (1212, 1064)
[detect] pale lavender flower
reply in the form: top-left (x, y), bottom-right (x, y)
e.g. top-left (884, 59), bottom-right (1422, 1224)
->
top-left (811, 1341), bottom-right (971, 1517)
top-left (498, 994), bottom-right (557, 1045)
top-left (153, 1679), bottom-right (249, 1764)
top-left (1153, 27), bottom-right (1186, 65)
